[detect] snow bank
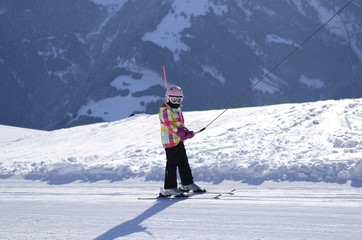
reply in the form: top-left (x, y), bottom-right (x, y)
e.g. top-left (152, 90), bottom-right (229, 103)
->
top-left (1, 99), bottom-right (361, 186)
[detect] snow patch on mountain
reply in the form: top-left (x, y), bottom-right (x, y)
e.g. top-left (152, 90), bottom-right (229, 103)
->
top-left (38, 44), bottom-right (65, 58)
top-left (306, 0), bottom-right (349, 39)
top-left (235, 1), bottom-right (252, 19)
top-left (251, 69), bottom-right (287, 94)
top-left (72, 68), bottom-right (163, 122)
top-left (202, 64), bottom-right (226, 84)
top-left (74, 95), bottom-right (160, 122)
top-left (111, 68), bottom-right (163, 93)
top-left (235, 2), bottom-right (276, 20)
top-left (142, 0), bottom-right (228, 61)
top-left (87, 0), bottom-right (128, 38)
top-left (305, 1), bottom-right (362, 61)
top-left (114, 57), bottom-right (138, 71)
top-left (287, 0), bottom-right (308, 16)
top-left (351, 38), bottom-right (362, 62)
top-left (88, 0), bottom-right (127, 9)
top-left (299, 75), bottom-right (325, 89)
top-left (265, 34), bottom-right (299, 47)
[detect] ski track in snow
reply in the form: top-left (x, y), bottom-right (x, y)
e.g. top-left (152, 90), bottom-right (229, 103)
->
top-left (0, 99), bottom-right (362, 186)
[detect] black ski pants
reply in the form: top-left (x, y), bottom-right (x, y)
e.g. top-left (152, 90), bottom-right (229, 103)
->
top-left (164, 142), bottom-right (193, 189)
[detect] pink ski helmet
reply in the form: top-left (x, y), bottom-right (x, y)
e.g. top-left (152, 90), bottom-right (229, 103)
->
top-left (166, 85), bottom-right (184, 104)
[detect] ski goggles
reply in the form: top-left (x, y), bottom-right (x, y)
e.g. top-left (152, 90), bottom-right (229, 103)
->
top-left (169, 96), bottom-right (183, 104)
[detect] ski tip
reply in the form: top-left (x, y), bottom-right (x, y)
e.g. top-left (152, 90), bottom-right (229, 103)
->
top-left (214, 194), bottom-right (222, 199)
top-left (229, 189), bottom-right (236, 195)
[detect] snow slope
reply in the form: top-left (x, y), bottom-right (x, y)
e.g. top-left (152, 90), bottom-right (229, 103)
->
top-left (1, 98), bottom-right (361, 186)
top-left (1, 99), bottom-right (362, 240)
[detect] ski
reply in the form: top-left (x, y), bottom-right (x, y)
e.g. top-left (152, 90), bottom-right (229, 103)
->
top-left (180, 189), bottom-right (236, 195)
top-left (203, 189), bottom-right (236, 195)
top-left (138, 193), bottom-right (221, 200)
top-left (137, 189), bottom-right (236, 200)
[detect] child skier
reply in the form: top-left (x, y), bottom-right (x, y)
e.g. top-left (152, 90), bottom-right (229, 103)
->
top-left (159, 85), bottom-right (206, 197)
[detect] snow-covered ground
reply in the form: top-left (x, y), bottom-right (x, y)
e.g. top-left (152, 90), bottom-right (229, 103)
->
top-left (1, 179), bottom-right (361, 240)
top-left (1, 98), bottom-right (362, 239)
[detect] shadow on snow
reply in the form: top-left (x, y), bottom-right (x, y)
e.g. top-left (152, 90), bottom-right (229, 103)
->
top-left (94, 199), bottom-right (180, 240)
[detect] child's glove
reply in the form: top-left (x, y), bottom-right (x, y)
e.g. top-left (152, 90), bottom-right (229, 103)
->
top-left (176, 128), bottom-right (187, 139)
top-left (185, 130), bottom-right (195, 139)
top-left (177, 128), bottom-right (194, 140)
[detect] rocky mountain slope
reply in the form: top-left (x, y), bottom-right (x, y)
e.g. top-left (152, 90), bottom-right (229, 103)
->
top-left (0, 0), bottom-right (361, 130)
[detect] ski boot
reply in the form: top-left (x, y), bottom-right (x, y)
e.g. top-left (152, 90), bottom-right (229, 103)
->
top-left (159, 188), bottom-right (188, 198)
top-left (179, 182), bottom-right (206, 193)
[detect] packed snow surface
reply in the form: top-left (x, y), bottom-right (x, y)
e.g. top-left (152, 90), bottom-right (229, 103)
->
top-left (1, 98), bottom-right (361, 186)
top-left (1, 179), bottom-right (361, 240)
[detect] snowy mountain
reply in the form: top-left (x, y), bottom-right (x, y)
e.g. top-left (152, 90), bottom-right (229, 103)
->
top-left (1, 98), bottom-right (361, 186)
top-left (0, 0), bottom-right (361, 130)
